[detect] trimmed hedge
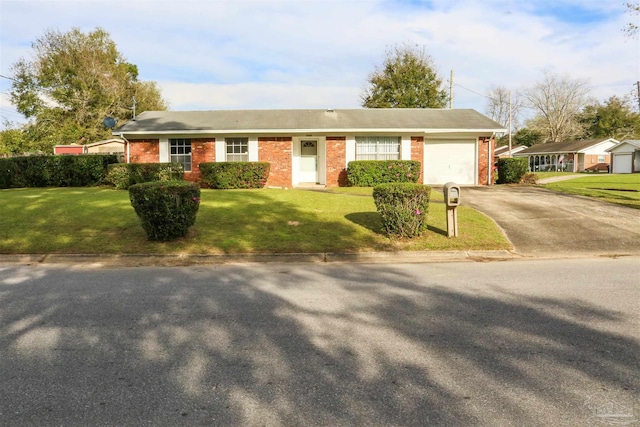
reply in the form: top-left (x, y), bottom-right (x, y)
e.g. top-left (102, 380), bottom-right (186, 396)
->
top-left (105, 163), bottom-right (184, 190)
top-left (496, 158), bottom-right (528, 184)
top-left (129, 180), bottom-right (201, 241)
top-left (0, 155), bottom-right (119, 189)
top-left (373, 182), bottom-right (431, 238)
top-left (347, 160), bottom-right (421, 187)
top-left (200, 162), bottom-right (270, 189)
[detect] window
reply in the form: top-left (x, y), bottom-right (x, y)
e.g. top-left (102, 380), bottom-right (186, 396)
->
top-left (355, 136), bottom-right (400, 160)
top-left (170, 139), bottom-right (192, 172)
top-left (598, 155), bottom-right (605, 163)
top-left (226, 138), bottom-right (249, 162)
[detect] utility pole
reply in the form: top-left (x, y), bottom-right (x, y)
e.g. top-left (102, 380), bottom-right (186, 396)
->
top-left (508, 90), bottom-right (512, 157)
top-left (636, 81), bottom-right (640, 111)
top-left (449, 70), bottom-right (454, 109)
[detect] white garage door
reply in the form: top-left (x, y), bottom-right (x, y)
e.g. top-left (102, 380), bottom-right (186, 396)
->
top-left (423, 140), bottom-right (476, 185)
top-left (613, 153), bottom-right (632, 174)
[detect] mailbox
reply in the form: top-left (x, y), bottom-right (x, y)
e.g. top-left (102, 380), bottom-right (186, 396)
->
top-left (443, 182), bottom-right (460, 206)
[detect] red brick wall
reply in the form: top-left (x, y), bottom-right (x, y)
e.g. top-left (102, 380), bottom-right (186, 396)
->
top-left (187, 138), bottom-right (216, 182)
top-left (326, 136), bottom-right (347, 187)
top-left (477, 137), bottom-right (495, 185)
top-left (410, 136), bottom-right (424, 183)
top-left (128, 139), bottom-right (159, 163)
top-left (259, 137), bottom-right (292, 188)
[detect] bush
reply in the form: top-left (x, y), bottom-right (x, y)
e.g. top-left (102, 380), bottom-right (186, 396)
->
top-left (520, 172), bottom-right (538, 184)
top-left (347, 160), bottom-right (421, 187)
top-left (129, 181), bottom-right (201, 241)
top-left (200, 162), bottom-right (270, 189)
top-left (496, 158), bottom-right (528, 184)
top-left (0, 155), bottom-right (119, 189)
top-left (373, 183), bottom-right (431, 238)
top-left (105, 163), bottom-right (184, 190)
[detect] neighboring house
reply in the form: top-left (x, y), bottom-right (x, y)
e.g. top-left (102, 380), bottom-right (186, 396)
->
top-left (606, 140), bottom-right (640, 174)
top-left (494, 144), bottom-right (526, 162)
top-left (84, 138), bottom-right (125, 154)
top-left (54, 144), bottom-right (84, 155)
top-left (114, 108), bottom-right (505, 187)
top-left (514, 138), bottom-right (619, 173)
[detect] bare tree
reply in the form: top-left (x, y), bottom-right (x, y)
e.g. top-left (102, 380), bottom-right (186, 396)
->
top-left (484, 86), bottom-right (523, 130)
top-left (624, 2), bottom-right (639, 37)
top-left (522, 71), bottom-right (591, 143)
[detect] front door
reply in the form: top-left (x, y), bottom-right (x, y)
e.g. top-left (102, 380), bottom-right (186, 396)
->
top-left (300, 139), bottom-right (318, 183)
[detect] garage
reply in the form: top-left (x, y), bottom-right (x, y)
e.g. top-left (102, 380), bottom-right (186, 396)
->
top-left (612, 153), bottom-right (633, 174)
top-left (607, 140), bottom-right (640, 174)
top-left (423, 139), bottom-right (477, 185)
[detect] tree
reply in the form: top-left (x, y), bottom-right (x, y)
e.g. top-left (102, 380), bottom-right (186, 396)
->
top-left (0, 121), bottom-right (27, 155)
top-left (624, 2), bottom-right (639, 37)
top-left (484, 85), bottom-right (524, 130)
top-left (9, 28), bottom-right (167, 152)
top-left (578, 96), bottom-right (640, 139)
top-left (511, 127), bottom-right (544, 147)
top-left (522, 71), bottom-right (591, 143)
top-left (361, 44), bottom-right (448, 108)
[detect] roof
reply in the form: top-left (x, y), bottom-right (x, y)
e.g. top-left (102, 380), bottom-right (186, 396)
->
top-left (494, 145), bottom-right (526, 156)
top-left (606, 139), bottom-right (640, 152)
top-left (114, 108), bottom-right (506, 135)
top-left (516, 138), bottom-right (618, 155)
top-left (84, 138), bottom-right (125, 148)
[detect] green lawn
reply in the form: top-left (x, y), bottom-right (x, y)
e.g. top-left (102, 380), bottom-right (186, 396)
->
top-left (542, 174), bottom-right (640, 209)
top-left (0, 187), bottom-right (511, 255)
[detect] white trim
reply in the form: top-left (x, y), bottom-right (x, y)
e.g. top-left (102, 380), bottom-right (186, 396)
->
top-left (346, 136), bottom-right (356, 165)
top-left (118, 128), bottom-right (506, 136)
top-left (248, 137), bottom-right (259, 162)
top-left (159, 138), bottom-right (169, 162)
top-left (401, 135), bottom-right (411, 160)
top-left (215, 139), bottom-right (225, 162)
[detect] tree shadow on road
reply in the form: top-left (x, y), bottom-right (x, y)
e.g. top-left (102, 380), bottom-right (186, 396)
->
top-left (0, 263), bottom-right (638, 425)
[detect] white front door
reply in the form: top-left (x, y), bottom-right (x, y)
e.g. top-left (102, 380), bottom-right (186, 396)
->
top-left (300, 139), bottom-right (318, 183)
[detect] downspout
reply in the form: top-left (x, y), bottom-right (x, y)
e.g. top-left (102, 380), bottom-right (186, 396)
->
top-left (120, 133), bottom-right (130, 163)
top-left (488, 133), bottom-right (495, 186)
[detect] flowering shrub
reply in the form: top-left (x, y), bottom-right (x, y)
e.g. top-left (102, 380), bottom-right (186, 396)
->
top-left (129, 180), bottom-right (200, 241)
top-left (347, 160), bottom-right (421, 186)
top-left (199, 162), bottom-right (270, 189)
top-left (373, 182), bottom-right (431, 238)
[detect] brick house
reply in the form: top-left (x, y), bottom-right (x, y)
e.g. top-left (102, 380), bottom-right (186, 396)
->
top-left (514, 138), bottom-right (619, 173)
top-left (114, 108), bottom-right (505, 187)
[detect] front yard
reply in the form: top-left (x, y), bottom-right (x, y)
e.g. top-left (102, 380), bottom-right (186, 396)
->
top-left (0, 187), bottom-right (511, 255)
top-left (540, 173), bottom-right (640, 209)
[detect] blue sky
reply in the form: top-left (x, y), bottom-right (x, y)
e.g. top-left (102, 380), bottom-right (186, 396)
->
top-left (1, 0), bottom-right (639, 129)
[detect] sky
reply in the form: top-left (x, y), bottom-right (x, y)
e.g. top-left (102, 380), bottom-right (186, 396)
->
top-left (1, 0), bottom-right (639, 129)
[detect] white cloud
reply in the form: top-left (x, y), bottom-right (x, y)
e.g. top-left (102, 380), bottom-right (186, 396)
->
top-left (0, 0), bottom-right (638, 131)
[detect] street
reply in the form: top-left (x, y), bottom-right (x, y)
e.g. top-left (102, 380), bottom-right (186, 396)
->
top-left (1, 258), bottom-right (639, 426)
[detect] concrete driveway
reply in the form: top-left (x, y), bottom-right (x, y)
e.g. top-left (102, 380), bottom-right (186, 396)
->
top-left (461, 185), bottom-right (640, 257)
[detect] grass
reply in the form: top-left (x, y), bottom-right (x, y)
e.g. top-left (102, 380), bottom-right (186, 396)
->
top-left (541, 174), bottom-right (640, 209)
top-left (0, 187), bottom-right (511, 255)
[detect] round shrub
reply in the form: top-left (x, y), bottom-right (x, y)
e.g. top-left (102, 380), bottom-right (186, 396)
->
top-left (496, 158), bottom-right (528, 184)
top-left (373, 183), bottom-right (431, 238)
top-left (129, 180), bottom-right (201, 241)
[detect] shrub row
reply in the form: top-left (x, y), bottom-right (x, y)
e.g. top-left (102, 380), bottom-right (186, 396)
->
top-left (373, 183), bottom-right (431, 238)
top-left (347, 160), bottom-right (421, 187)
top-left (129, 180), bottom-right (201, 241)
top-left (200, 162), bottom-right (270, 189)
top-left (0, 155), bottom-right (119, 189)
top-left (496, 158), bottom-right (528, 184)
top-left (105, 163), bottom-right (184, 190)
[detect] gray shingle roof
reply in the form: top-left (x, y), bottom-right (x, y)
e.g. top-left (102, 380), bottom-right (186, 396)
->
top-left (517, 139), bottom-right (615, 155)
top-left (115, 108), bottom-right (505, 134)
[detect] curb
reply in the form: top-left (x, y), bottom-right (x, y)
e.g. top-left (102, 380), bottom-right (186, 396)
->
top-left (0, 250), bottom-right (521, 267)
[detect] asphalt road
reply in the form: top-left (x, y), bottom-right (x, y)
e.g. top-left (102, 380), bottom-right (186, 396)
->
top-left (1, 259), bottom-right (639, 426)
top-left (461, 185), bottom-right (640, 257)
